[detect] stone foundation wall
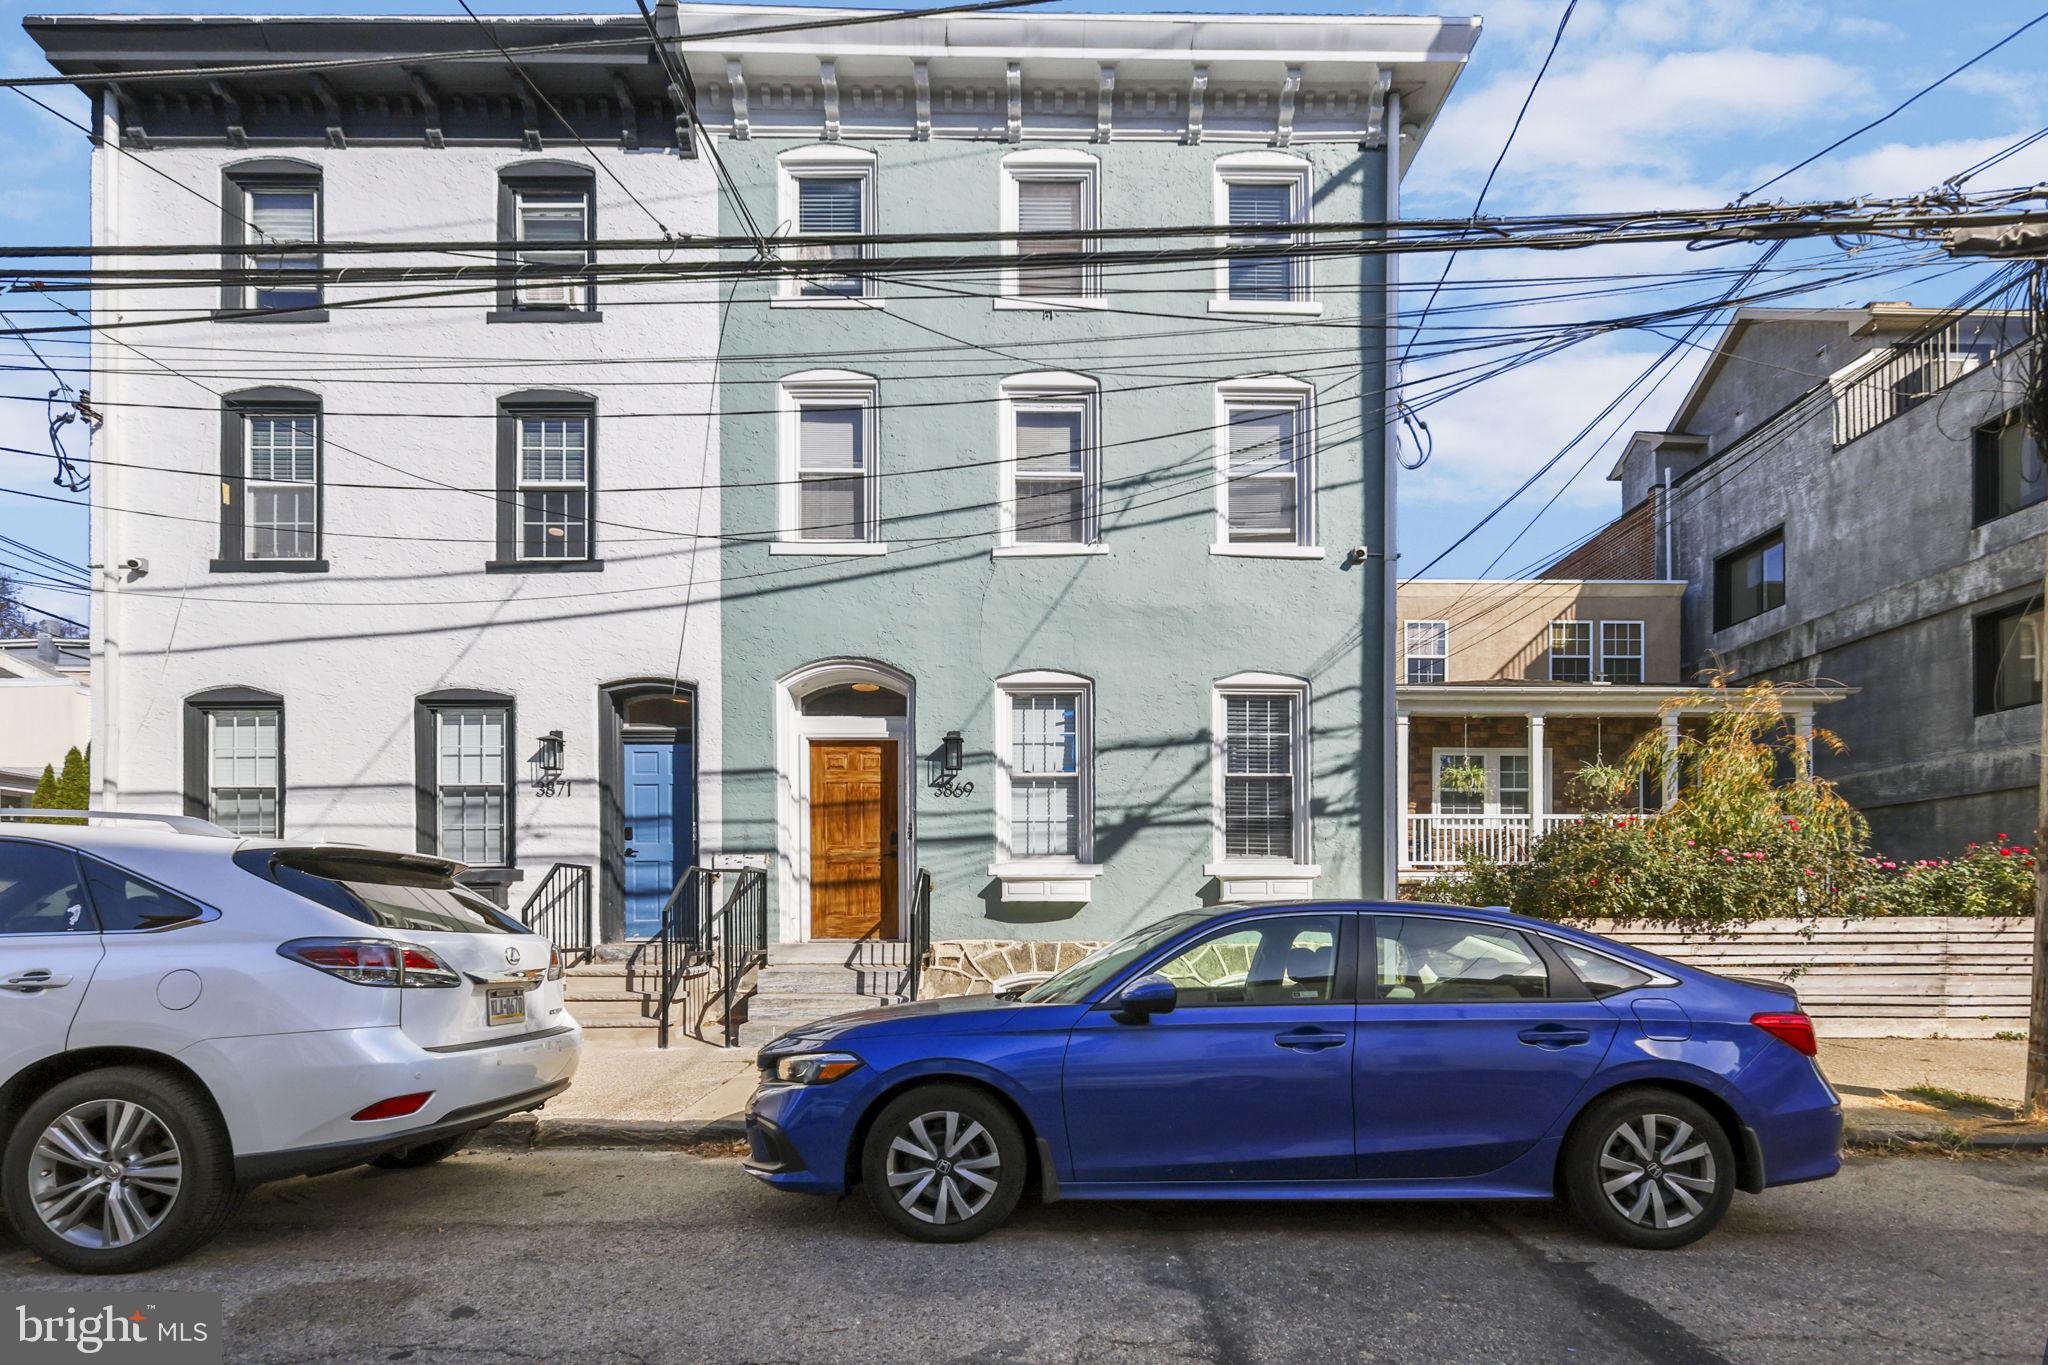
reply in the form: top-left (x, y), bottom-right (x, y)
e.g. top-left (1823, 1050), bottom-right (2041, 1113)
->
top-left (922, 940), bottom-right (1105, 997)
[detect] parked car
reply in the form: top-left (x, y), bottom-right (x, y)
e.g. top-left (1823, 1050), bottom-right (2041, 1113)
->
top-left (0, 811), bottom-right (580, 1273)
top-left (745, 901), bottom-right (1840, 1249)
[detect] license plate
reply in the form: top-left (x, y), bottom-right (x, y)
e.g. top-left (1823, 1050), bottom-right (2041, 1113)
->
top-left (486, 986), bottom-right (526, 1027)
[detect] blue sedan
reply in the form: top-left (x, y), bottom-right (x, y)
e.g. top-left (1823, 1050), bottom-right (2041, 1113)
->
top-left (743, 902), bottom-right (1842, 1249)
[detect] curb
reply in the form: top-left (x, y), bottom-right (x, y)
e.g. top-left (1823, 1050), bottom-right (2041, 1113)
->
top-left (1843, 1123), bottom-right (2048, 1152)
top-left (477, 1114), bottom-right (748, 1151)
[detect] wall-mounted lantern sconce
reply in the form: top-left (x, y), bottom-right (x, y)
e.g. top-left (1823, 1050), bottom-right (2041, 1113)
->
top-left (538, 729), bottom-right (566, 776)
top-left (940, 730), bottom-right (965, 776)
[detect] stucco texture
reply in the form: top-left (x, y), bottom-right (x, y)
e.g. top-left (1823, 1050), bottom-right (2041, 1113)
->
top-left (712, 137), bottom-right (1393, 942)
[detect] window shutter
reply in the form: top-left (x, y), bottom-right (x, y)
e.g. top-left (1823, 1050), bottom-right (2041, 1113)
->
top-left (798, 178), bottom-right (864, 233)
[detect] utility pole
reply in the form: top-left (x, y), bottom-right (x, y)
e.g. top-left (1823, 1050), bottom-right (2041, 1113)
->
top-left (1949, 229), bottom-right (2048, 1113)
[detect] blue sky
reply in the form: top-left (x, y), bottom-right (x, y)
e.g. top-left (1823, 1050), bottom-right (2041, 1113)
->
top-left (2, 0), bottom-right (2044, 626)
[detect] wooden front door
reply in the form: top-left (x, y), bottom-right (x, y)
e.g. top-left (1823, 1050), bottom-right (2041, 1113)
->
top-left (808, 740), bottom-right (898, 939)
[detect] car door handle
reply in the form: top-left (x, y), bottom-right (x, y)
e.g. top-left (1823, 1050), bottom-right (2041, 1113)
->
top-left (1274, 1028), bottom-right (1347, 1052)
top-left (0, 970), bottom-right (71, 994)
top-left (1518, 1024), bottom-right (1592, 1049)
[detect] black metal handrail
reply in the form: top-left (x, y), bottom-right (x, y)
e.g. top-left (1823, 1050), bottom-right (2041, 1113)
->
top-left (905, 867), bottom-right (932, 1002)
top-left (710, 869), bottom-right (769, 1047)
top-left (626, 865), bottom-right (716, 1048)
top-left (515, 863), bottom-right (594, 968)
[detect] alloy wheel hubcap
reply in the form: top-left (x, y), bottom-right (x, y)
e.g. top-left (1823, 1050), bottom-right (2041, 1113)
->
top-left (29, 1100), bottom-right (183, 1249)
top-left (884, 1110), bottom-right (1000, 1226)
top-left (1599, 1112), bottom-right (1715, 1230)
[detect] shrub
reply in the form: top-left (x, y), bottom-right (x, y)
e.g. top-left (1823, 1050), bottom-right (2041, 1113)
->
top-left (1849, 836), bottom-right (2036, 917)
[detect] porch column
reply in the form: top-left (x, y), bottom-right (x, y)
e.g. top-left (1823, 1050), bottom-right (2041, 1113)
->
top-left (1792, 710), bottom-right (1814, 777)
top-left (1394, 713), bottom-right (1410, 868)
top-left (1661, 712), bottom-right (1681, 809)
top-left (1526, 713), bottom-right (1546, 831)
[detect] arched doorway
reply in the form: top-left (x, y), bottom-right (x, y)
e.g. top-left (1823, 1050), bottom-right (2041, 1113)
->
top-left (775, 660), bottom-right (915, 944)
top-left (599, 680), bottom-right (698, 941)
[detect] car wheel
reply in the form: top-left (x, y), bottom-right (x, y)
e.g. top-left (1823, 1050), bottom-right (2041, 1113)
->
top-left (859, 1084), bottom-right (1026, 1243)
top-left (369, 1128), bottom-right (481, 1171)
top-left (1, 1067), bottom-right (243, 1274)
top-left (1564, 1087), bottom-right (1736, 1250)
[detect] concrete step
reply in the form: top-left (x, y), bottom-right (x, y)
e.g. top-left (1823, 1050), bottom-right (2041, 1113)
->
top-left (563, 986), bottom-right (653, 1004)
top-left (570, 999), bottom-right (655, 1023)
top-left (753, 967), bottom-right (907, 997)
top-left (743, 994), bottom-right (903, 1026)
top-left (767, 940), bottom-right (914, 967)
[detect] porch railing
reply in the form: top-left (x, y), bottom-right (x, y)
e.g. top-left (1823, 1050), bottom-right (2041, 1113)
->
top-left (1402, 813), bottom-right (1585, 870)
top-left (708, 868), bottom-right (769, 1048)
top-left (904, 868), bottom-right (933, 1002)
top-left (515, 863), bottom-right (594, 968)
top-left (625, 865), bottom-right (772, 1049)
top-left (625, 866), bottom-right (715, 1048)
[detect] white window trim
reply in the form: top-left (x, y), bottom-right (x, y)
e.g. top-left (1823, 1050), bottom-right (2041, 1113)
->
top-left (990, 671), bottom-right (1102, 902)
top-left (206, 707), bottom-right (282, 837)
top-left (1212, 376), bottom-right (1317, 553)
top-left (1211, 151), bottom-right (1315, 313)
top-left (1429, 747), bottom-right (1554, 817)
top-left (777, 369), bottom-right (881, 551)
top-left (997, 371), bottom-right (1099, 551)
top-left (434, 706), bottom-right (511, 867)
top-left (775, 143), bottom-right (878, 304)
top-left (1404, 619), bottom-right (1449, 684)
top-left (1599, 619), bottom-right (1646, 683)
top-left (1548, 619), bottom-right (1593, 683)
top-left (242, 412), bottom-right (319, 563)
top-left (512, 185), bottom-right (594, 312)
top-left (1205, 672), bottom-right (1318, 890)
top-left (997, 148), bottom-right (1103, 312)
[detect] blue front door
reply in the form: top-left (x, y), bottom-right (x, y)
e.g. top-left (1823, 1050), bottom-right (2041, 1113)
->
top-left (623, 741), bottom-right (693, 939)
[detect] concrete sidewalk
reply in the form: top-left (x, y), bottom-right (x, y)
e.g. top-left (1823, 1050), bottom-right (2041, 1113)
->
top-left (486, 1033), bottom-right (2044, 1152)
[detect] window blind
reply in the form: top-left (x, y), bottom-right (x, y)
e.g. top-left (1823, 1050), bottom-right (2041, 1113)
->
top-left (1226, 181), bottom-right (1295, 301)
top-left (797, 406), bottom-right (868, 539)
top-left (1016, 179), bottom-right (1086, 297)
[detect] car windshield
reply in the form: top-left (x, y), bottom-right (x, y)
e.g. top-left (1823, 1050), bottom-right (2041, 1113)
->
top-left (1017, 913), bottom-right (1204, 1005)
top-left (237, 848), bottom-right (523, 935)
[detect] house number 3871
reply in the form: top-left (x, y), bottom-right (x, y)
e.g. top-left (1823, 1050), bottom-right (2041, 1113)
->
top-left (532, 775), bottom-right (569, 797)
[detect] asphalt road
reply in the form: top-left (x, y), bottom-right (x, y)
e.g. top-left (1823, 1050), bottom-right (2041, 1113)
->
top-left (1, 1150), bottom-right (2043, 1364)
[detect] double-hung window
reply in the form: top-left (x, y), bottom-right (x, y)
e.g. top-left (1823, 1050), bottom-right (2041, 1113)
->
top-left (435, 706), bottom-right (509, 866)
top-left (1600, 621), bottom-right (1645, 684)
top-left (244, 413), bottom-right (319, 561)
top-left (1714, 529), bottom-right (1786, 630)
top-left (513, 186), bottom-right (594, 312)
top-left (1549, 621), bottom-right (1592, 682)
top-left (1973, 411), bottom-right (2046, 525)
top-left (779, 373), bottom-right (879, 550)
top-left (494, 392), bottom-right (597, 569)
top-left (222, 161), bottom-right (324, 315)
top-left (208, 709), bottom-right (282, 836)
top-left (1002, 150), bottom-right (1099, 306)
top-left (991, 674), bottom-right (1101, 902)
top-left (778, 146), bottom-right (877, 302)
top-left (495, 165), bottom-right (597, 318)
top-left (999, 375), bottom-right (1098, 550)
top-left (1404, 621), bottom-right (1448, 684)
top-left (1215, 380), bottom-right (1315, 551)
top-left (1214, 680), bottom-right (1309, 863)
top-left (1213, 154), bottom-right (1312, 310)
top-left (518, 414), bottom-right (591, 560)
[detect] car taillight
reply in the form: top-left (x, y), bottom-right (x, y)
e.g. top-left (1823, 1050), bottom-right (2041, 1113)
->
top-left (548, 944), bottom-right (563, 981)
top-left (277, 938), bottom-right (462, 988)
top-left (351, 1092), bottom-right (434, 1121)
top-left (1751, 1011), bottom-right (1817, 1056)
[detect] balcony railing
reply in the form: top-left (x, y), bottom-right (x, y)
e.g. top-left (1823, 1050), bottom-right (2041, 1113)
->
top-left (1830, 322), bottom-right (2001, 448)
top-left (1402, 813), bottom-right (1584, 870)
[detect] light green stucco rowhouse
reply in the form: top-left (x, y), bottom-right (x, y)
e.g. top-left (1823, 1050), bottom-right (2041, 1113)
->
top-left (695, 10), bottom-right (1479, 947)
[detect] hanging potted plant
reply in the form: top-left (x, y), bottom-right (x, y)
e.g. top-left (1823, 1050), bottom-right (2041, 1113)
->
top-left (1439, 759), bottom-right (1488, 796)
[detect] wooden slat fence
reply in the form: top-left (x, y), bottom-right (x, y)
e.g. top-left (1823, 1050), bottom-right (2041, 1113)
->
top-left (1594, 917), bottom-right (2032, 1038)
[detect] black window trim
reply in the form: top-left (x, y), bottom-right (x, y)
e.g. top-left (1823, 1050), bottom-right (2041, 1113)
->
top-left (217, 157), bottom-right (328, 323)
top-left (1972, 595), bottom-right (2043, 716)
top-left (76, 849), bottom-right (221, 934)
top-left (414, 688), bottom-right (521, 890)
top-left (182, 685), bottom-right (286, 833)
top-left (1113, 908), bottom-right (1359, 1009)
top-left (1712, 526), bottom-right (1786, 633)
top-left (489, 389), bottom-right (602, 572)
top-left (0, 835), bottom-right (100, 935)
top-left (1360, 911), bottom-right (1592, 1005)
top-left (491, 161), bottom-right (601, 322)
top-left (1971, 409), bottom-right (2047, 527)
top-left (212, 387), bottom-right (328, 573)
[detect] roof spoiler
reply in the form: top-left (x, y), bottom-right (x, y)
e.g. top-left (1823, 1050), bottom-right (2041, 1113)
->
top-left (0, 809), bottom-right (234, 838)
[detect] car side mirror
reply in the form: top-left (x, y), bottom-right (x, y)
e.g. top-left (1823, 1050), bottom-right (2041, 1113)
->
top-left (1113, 973), bottom-right (1177, 1023)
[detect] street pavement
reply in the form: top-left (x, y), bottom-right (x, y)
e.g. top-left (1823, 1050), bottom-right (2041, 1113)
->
top-left (2, 1150), bottom-right (2044, 1364)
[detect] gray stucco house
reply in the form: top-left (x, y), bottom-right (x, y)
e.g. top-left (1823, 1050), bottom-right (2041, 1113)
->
top-left (1596, 302), bottom-right (2041, 857)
